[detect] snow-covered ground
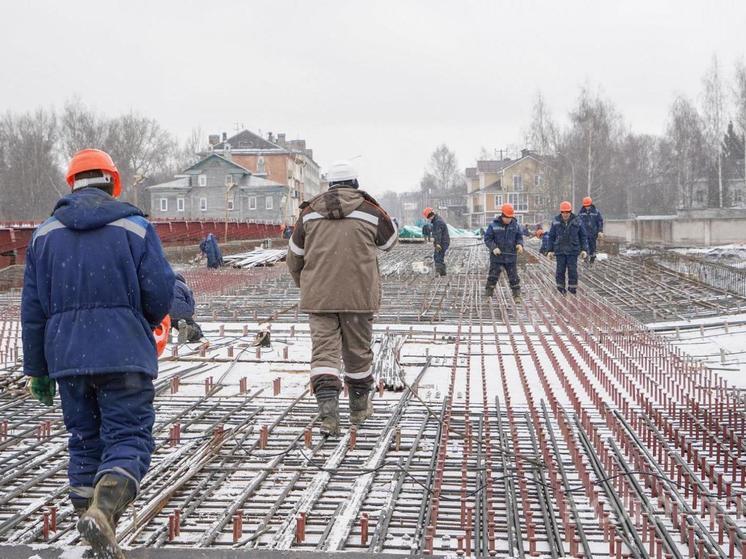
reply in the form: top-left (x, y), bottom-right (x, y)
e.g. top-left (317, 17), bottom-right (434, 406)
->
top-left (648, 314), bottom-right (746, 389)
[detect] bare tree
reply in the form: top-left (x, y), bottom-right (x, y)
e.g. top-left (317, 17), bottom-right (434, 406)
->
top-left (59, 98), bottom-right (110, 160)
top-left (701, 54), bottom-right (726, 207)
top-left (420, 144), bottom-right (465, 195)
top-left (566, 86), bottom-right (624, 215)
top-left (0, 109), bottom-right (63, 221)
top-left (106, 112), bottom-right (176, 209)
top-left (665, 96), bottom-right (708, 209)
top-left (526, 92), bottom-right (564, 213)
top-left (733, 59), bottom-right (746, 191)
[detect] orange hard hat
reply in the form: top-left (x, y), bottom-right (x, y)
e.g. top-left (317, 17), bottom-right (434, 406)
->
top-left (501, 203), bottom-right (515, 218)
top-left (422, 207), bottom-right (434, 218)
top-left (153, 314), bottom-right (171, 357)
top-left (559, 201), bottom-right (572, 212)
top-left (582, 196), bottom-right (592, 207)
top-left (66, 149), bottom-right (122, 198)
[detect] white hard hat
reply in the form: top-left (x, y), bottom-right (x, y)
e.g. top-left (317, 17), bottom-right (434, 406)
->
top-left (326, 160), bottom-right (358, 183)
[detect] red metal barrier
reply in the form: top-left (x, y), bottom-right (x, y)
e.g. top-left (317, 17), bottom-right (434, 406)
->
top-left (0, 220), bottom-right (281, 269)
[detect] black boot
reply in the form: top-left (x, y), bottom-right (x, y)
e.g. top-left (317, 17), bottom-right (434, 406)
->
top-left (511, 287), bottom-right (522, 303)
top-left (77, 474), bottom-right (136, 559)
top-left (316, 393), bottom-right (341, 436)
top-left (590, 255), bottom-right (596, 264)
top-left (348, 385), bottom-right (373, 425)
top-left (556, 286), bottom-right (566, 295)
top-left (485, 284), bottom-right (495, 297)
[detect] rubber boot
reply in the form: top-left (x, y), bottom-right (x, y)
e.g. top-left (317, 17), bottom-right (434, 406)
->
top-left (511, 287), bottom-right (522, 303)
top-left (317, 394), bottom-right (341, 437)
top-left (177, 320), bottom-right (188, 344)
top-left (590, 255), bottom-right (596, 264)
top-left (77, 474), bottom-right (136, 559)
top-left (556, 286), bottom-right (566, 295)
top-left (348, 386), bottom-right (373, 425)
top-left (568, 287), bottom-right (577, 295)
top-left (485, 284), bottom-right (495, 297)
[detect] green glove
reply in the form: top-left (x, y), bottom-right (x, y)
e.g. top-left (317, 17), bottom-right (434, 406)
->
top-left (27, 377), bottom-right (56, 406)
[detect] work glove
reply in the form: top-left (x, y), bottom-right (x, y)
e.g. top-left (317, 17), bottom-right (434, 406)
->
top-left (435, 244), bottom-right (442, 251)
top-left (516, 245), bottom-right (524, 254)
top-left (546, 252), bottom-right (555, 259)
top-left (492, 248), bottom-right (501, 256)
top-left (580, 251), bottom-right (588, 259)
top-left (597, 232), bottom-right (604, 239)
top-left (27, 377), bottom-right (55, 406)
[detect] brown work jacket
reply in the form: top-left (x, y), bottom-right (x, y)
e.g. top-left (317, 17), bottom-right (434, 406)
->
top-left (286, 186), bottom-right (397, 312)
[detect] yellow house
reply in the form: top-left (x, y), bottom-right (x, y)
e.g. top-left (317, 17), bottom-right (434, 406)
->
top-left (466, 150), bottom-right (550, 229)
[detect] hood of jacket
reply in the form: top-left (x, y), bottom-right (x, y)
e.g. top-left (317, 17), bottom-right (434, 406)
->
top-left (308, 186), bottom-right (364, 219)
top-left (52, 187), bottom-right (144, 231)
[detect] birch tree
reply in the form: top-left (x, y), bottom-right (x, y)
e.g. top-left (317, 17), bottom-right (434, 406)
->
top-left (701, 54), bottom-right (726, 207)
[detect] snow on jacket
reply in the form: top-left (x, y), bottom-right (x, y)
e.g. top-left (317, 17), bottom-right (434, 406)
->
top-left (484, 217), bottom-right (524, 263)
top-left (578, 204), bottom-right (604, 237)
top-left (286, 186), bottom-right (397, 312)
top-left (22, 187), bottom-right (175, 379)
top-left (431, 214), bottom-right (450, 247)
top-left (545, 213), bottom-right (589, 255)
top-left (200, 233), bottom-right (223, 268)
top-left (170, 273), bottom-right (195, 322)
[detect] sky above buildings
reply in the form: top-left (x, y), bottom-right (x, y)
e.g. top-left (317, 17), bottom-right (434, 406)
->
top-left (2, 0), bottom-right (745, 194)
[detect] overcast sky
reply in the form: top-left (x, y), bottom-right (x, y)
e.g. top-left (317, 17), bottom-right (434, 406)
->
top-left (2, 0), bottom-right (745, 194)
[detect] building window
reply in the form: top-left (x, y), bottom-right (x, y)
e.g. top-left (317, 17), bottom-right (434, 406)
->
top-left (177, 198), bottom-right (185, 212)
top-left (248, 196), bottom-right (257, 210)
top-left (198, 174), bottom-right (207, 187)
top-left (265, 196), bottom-right (273, 210)
top-left (494, 194), bottom-right (503, 207)
top-left (227, 199), bottom-right (234, 211)
top-left (225, 174), bottom-right (234, 187)
top-left (535, 175), bottom-right (542, 187)
top-left (508, 192), bottom-right (529, 212)
top-left (513, 175), bottom-right (523, 190)
top-left (200, 197), bottom-right (207, 211)
top-left (159, 198), bottom-right (168, 212)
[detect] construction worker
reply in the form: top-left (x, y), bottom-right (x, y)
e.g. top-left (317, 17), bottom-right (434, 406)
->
top-left (199, 233), bottom-right (223, 268)
top-left (484, 203), bottom-right (524, 301)
top-left (578, 196), bottom-right (604, 264)
top-left (545, 201), bottom-right (588, 294)
top-left (423, 207), bottom-right (450, 276)
top-left (422, 221), bottom-right (432, 242)
top-left (21, 149), bottom-right (174, 559)
top-left (171, 273), bottom-right (205, 343)
top-left (286, 160), bottom-right (397, 436)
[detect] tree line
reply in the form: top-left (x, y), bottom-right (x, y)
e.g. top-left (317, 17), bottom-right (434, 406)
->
top-left (527, 55), bottom-right (746, 218)
top-left (0, 100), bottom-right (201, 220)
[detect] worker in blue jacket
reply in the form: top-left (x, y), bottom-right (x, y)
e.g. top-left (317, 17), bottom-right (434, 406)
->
top-left (171, 273), bottom-right (205, 343)
top-left (578, 196), bottom-right (604, 264)
top-left (199, 233), bottom-right (223, 268)
top-left (545, 200), bottom-right (589, 294)
top-left (483, 203), bottom-right (524, 301)
top-left (21, 149), bottom-right (174, 558)
top-left (423, 207), bottom-right (450, 276)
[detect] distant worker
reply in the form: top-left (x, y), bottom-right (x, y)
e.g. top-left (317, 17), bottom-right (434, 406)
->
top-left (423, 207), bottom-right (450, 276)
top-left (536, 228), bottom-right (551, 255)
top-left (22, 149), bottom-right (174, 558)
top-left (170, 273), bottom-right (205, 343)
top-left (282, 224), bottom-right (294, 240)
top-left (199, 233), bottom-right (223, 268)
top-left (483, 203), bottom-right (524, 301)
top-left (578, 196), bottom-right (604, 264)
top-left (422, 221), bottom-right (432, 242)
top-left (287, 160), bottom-right (397, 436)
top-left (545, 201), bottom-right (588, 294)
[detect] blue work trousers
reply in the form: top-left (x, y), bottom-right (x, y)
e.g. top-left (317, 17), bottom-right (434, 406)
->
top-left (58, 373), bottom-right (155, 506)
top-left (487, 259), bottom-right (520, 289)
top-left (588, 235), bottom-right (598, 257)
top-left (555, 254), bottom-right (579, 293)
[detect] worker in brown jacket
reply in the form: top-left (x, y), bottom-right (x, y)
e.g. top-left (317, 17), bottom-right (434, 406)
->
top-left (286, 160), bottom-right (397, 436)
